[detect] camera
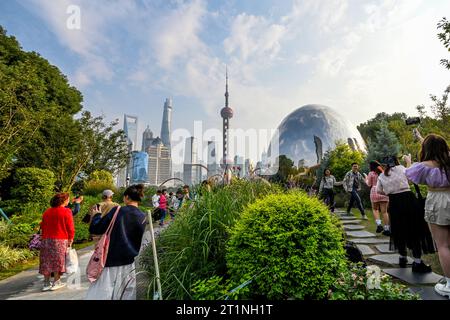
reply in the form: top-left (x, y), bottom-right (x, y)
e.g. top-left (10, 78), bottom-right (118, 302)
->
top-left (405, 117), bottom-right (420, 125)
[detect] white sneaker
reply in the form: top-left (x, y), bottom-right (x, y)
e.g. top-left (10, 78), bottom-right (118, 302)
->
top-left (434, 282), bottom-right (450, 299)
top-left (42, 283), bottom-right (52, 292)
top-left (50, 280), bottom-right (66, 291)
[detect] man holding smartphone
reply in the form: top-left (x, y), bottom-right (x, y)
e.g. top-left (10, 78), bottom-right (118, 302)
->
top-left (88, 190), bottom-right (119, 241)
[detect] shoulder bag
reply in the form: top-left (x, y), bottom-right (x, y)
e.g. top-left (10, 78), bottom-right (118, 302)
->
top-left (86, 206), bottom-right (121, 283)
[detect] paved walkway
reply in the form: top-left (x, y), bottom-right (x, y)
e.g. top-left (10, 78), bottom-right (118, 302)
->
top-left (335, 209), bottom-right (447, 300)
top-left (0, 222), bottom-right (169, 300)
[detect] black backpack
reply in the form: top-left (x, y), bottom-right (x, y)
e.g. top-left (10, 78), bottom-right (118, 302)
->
top-left (344, 241), bottom-right (365, 265)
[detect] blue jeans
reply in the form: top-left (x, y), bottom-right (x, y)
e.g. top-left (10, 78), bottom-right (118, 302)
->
top-left (159, 209), bottom-right (167, 225)
top-left (347, 189), bottom-right (365, 216)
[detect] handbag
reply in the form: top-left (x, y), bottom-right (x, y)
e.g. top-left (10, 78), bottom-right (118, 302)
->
top-left (65, 247), bottom-right (79, 274)
top-left (28, 229), bottom-right (42, 251)
top-left (86, 206), bottom-right (121, 283)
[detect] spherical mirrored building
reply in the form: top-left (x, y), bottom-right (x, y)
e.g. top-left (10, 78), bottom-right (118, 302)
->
top-left (274, 104), bottom-right (366, 167)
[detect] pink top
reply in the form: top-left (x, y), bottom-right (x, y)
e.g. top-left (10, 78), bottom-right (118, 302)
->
top-left (405, 162), bottom-right (450, 188)
top-left (159, 194), bottom-right (167, 210)
top-left (366, 171), bottom-right (389, 203)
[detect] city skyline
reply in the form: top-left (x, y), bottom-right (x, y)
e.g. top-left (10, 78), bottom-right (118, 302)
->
top-left (1, 1), bottom-right (449, 165)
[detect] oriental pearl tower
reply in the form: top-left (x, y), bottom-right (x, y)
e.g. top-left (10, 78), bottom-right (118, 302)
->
top-left (221, 68), bottom-right (234, 169)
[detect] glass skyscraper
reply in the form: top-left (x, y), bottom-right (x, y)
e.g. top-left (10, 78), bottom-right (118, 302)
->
top-left (131, 151), bottom-right (149, 184)
top-left (124, 114), bottom-right (138, 151)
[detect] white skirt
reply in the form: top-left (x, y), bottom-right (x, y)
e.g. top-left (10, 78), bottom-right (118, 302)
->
top-left (85, 263), bottom-right (136, 300)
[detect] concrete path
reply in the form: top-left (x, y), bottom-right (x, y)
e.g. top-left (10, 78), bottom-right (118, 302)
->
top-left (0, 222), bottom-right (169, 300)
top-left (1, 246), bottom-right (93, 300)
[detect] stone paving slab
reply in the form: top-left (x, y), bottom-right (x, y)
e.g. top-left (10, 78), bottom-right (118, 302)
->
top-left (339, 216), bottom-right (359, 220)
top-left (343, 224), bottom-right (365, 230)
top-left (346, 230), bottom-right (376, 238)
top-left (368, 254), bottom-right (413, 265)
top-left (350, 238), bottom-right (390, 244)
top-left (341, 220), bottom-right (362, 224)
top-left (375, 244), bottom-right (395, 254)
top-left (356, 244), bottom-right (375, 255)
top-left (409, 286), bottom-right (449, 300)
top-left (383, 268), bottom-right (443, 285)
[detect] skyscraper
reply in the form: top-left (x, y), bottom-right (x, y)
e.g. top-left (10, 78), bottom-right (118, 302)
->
top-left (220, 69), bottom-right (233, 167)
top-left (142, 125), bottom-right (155, 152)
top-left (183, 137), bottom-right (198, 186)
top-left (118, 114), bottom-right (139, 187)
top-left (124, 114), bottom-right (138, 151)
top-left (160, 98), bottom-right (172, 150)
top-left (131, 151), bottom-right (149, 184)
top-left (147, 138), bottom-right (171, 186)
top-left (207, 140), bottom-right (220, 178)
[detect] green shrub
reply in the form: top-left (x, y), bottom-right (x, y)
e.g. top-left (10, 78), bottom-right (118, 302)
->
top-left (190, 275), bottom-right (249, 300)
top-left (89, 170), bottom-right (114, 185)
top-left (0, 199), bottom-right (21, 216)
top-left (1, 223), bottom-right (34, 248)
top-left (83, 181), bottom-right (117, 197)
top-left (226, 191), bottom-right (347, 300)
top-left (329, 263), bottom-right (420, 300)
top-left (11, 167), bottom-right (56, 206)
top-left (140, 180), bottom-right (282, 300)
top-left (0, 245), bottom-right (35, 270)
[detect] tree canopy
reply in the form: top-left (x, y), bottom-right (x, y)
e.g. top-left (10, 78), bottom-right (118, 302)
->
top-left (0, 26), bottom-right (128, 193)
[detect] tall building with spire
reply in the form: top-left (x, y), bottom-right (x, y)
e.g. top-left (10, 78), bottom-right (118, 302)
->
top-left (220, 68), bottom-right (234, 167)
top-left (142, 125), bottom-right (155, 152)
top-left (161, 98), bottom-right (172, 150)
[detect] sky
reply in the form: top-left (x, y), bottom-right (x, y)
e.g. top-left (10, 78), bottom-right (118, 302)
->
top-left (1, 0), bottom-right (449, 165)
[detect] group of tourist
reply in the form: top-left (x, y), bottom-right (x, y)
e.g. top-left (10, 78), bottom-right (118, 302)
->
top-left (151, 185), bottom-right (191, 226)
top-left (35, 128), bottom-right (450, 299)
top-left (318, 130), bottom-right (450, 297)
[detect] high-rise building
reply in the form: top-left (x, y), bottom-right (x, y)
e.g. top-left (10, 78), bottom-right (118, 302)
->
top-left (220, 69), bottom-right (234, 168)
top-left (207, 140), bottom-right (220, 178)
top-left (142, 126), bottom-right (155, 152)
top-left (244, 159), bottom-right (251, 177)
top-left (234, 155), bottom-right (244, 178)
top-left (183, 137), bottom-right (198, 186)
top-left (118, 114), bottom-right (138, 187)
top-left (131, 151), bottom-right (149, 184)
top-left (147, 138), bottom-right (171, 186)
top-left (160, 98), bottom-right (172, 150)
top-left (124, 114), bottom-right (138, 151)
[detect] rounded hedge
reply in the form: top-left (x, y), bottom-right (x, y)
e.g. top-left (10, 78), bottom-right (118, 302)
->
top-left (226, 191), bottom-right (347, 299)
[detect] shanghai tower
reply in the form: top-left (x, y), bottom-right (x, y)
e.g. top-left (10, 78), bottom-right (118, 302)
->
top-left (160, 98), bottom-right (172, 149)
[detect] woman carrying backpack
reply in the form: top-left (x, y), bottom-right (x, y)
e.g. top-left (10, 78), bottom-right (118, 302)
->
top-left (85, 185), bottom-right (146, 300)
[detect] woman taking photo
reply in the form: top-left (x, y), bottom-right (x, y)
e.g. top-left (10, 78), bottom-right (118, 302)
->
top-left (376, 156), bottom-right (435, 273)
top-left (86, 184), bottom-right (146, 300)
top-left (39, 193), bottom-right (75, 291)
top-left (405, 133), bottom-right (450, 298)
top-left (318, 168), bottom-right (342, 213)
top-left (366, 161), bottom-right (390, 235)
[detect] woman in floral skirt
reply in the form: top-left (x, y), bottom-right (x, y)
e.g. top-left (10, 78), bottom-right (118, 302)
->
top-left (39, 193), bottom-right (75, 291)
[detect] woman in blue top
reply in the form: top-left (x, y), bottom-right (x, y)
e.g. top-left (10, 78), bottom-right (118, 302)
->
top-left (86, 184), bottom-right (146, 300)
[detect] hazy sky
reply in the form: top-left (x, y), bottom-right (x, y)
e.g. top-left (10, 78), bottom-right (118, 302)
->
top-left (1, 0), bottom-right (449, 159)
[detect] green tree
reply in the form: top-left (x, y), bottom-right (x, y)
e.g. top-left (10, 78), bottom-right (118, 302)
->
top-left (270, 155), bottom-right (296, 183)
top-left (366, 125), bottom-right (401, 162)
top-left (89, 170), bottom-right (114, 185)
top-left (327, 141), bottom-right (364, 181)
top-left (438, 17), bottom-right (450, 70)
top-left (11, 168), bottom-right (55, 206)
